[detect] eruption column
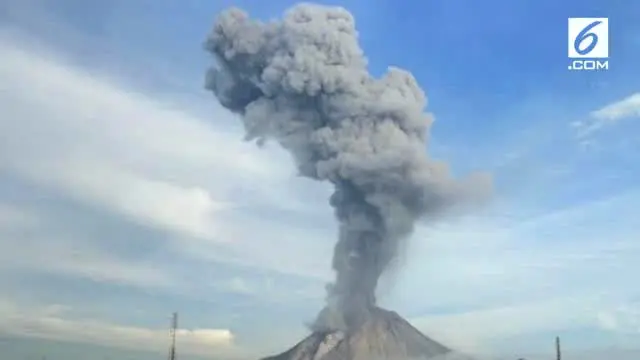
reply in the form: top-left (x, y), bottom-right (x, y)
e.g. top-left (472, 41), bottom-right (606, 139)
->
top-left (204, 3), bottom-right (491, 331)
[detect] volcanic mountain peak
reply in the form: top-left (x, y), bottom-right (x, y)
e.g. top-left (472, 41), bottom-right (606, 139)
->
top-left (263, 307), bottom-right (465, 360)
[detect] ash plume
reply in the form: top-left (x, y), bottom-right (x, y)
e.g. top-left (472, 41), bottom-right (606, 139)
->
top-left (204, 3), bottom-right (491, 331)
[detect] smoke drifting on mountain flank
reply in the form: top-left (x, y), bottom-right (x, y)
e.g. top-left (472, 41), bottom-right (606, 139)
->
top-left (204, 3), bottom-right (491, 331)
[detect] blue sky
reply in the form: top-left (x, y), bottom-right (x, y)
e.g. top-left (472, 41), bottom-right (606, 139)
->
top-left (0, 0), bottom-right (639, 359)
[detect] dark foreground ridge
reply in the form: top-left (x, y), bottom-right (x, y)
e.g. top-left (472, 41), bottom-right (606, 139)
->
top-left (262, 307), bottom-right (455, 360)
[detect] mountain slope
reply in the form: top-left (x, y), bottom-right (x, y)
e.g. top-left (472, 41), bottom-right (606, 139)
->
top-left (263, 307), bottom-right (454, 360)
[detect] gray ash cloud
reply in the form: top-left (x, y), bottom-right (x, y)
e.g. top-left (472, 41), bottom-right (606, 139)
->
top-left (204, 3), bottom-right (491, 331)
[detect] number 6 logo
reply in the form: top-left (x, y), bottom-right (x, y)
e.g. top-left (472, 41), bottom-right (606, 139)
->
top-left (574, 21), bottom-right (602, 56)
top-left (568, 18), bottom-right (609, 59)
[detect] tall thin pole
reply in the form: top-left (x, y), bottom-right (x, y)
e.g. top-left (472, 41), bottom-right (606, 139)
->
top-left (168, 312), bottom-right (178, 360)
top-left (555, 336), bottom-right (561, 360)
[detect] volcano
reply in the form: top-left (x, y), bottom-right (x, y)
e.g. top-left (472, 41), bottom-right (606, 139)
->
top-left (262, 307), bottom-right (465, 360)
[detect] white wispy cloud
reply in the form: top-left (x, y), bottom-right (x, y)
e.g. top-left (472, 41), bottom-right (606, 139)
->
top-left (591, 93), bottom-right (640, 122)
top-left (0, 37), bottom-right (261, 242)
top-left (0, 31), bottom-right (333, 280)
top-left (573, 92), bottom-right (640, 138)
top-left (0, 236), bottom-right (172, 290)
top-left (0, 299), bottom-right (237, 357)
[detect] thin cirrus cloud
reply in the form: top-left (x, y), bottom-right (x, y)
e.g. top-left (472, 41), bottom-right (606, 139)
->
top-left (591, 92), bottom-right (640, 121)
top-left (572, 92), bottom-right (640, 138)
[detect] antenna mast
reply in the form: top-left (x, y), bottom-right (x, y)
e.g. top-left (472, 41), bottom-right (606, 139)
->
top-left (555, 336), bottom-right (561, 360)
top-left (168, 312), bottom-right (178, 360)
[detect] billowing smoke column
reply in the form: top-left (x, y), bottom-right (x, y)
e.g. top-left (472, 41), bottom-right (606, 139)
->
top-left (204, 3), bottom-right (491, 331)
